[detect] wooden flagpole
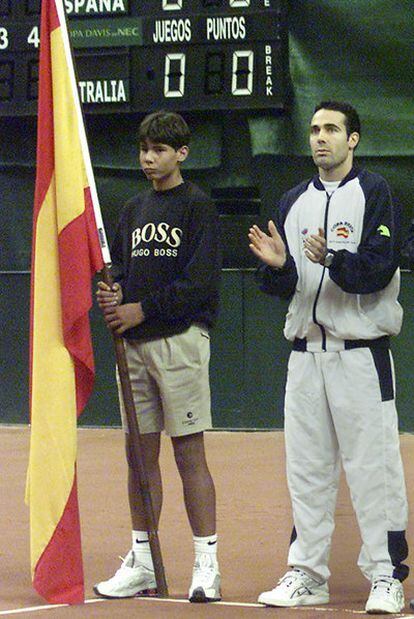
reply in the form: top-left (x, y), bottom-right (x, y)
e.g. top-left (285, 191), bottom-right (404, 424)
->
top-left (102, 265), bottom-right (169, 598)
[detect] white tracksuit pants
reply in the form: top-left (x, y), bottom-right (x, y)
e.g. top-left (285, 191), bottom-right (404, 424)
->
top-left (285, 346), bottom-right (409, 583)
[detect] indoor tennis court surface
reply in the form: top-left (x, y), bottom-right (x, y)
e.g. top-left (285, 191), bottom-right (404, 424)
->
top-left (1, 426), bottom-right (414, 618)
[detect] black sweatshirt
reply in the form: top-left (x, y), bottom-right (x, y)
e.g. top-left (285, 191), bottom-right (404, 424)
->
top-left (110, 181), bottom-right (222, 341)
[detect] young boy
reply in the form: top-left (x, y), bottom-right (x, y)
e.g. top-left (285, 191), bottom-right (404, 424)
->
top-left (94, 111), bottom-right (222, 603)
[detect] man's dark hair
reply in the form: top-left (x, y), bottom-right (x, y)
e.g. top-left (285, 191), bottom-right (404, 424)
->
top-left (314, 101), bottom-right (361, 138)
top-left (139, 111), bottom-right (190, 150)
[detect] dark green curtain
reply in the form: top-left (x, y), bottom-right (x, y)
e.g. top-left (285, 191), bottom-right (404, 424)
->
top-left (249, 0), bottom-right (414, 156)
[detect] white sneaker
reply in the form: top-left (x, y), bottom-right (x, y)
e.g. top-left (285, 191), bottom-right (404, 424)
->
top-left (258, 568), bottom-right (329, 607)
top-left (365, 575), bottom-right (404, 614)
top-left (189, 553), bottom-right (221, 603)
top-left (93, 550), bottom-right (157, 598)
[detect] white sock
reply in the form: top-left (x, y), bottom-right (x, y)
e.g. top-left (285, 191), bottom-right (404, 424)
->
top-left (132, 530), bottom-right (153, 570)
top-left (193, 534), bottom-right (218, 568)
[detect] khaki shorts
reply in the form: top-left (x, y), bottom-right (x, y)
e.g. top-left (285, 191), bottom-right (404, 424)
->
top-left (117, 324), bottom-right (212, 437)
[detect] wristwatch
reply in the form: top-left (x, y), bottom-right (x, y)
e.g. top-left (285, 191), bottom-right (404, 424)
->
top-left (323, 250), bottom-right (336, 268)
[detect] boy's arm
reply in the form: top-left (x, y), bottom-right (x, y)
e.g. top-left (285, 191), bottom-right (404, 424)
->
top-left (96, 205), bottom-right (140, 336)
top-left (96, 281), bottom-right (138, 335)
top-left (140, 198), bottom-right (221, 322)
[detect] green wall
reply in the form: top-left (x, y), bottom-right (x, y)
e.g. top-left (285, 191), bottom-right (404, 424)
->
top-left (1, 269), bottom-right (413, 431)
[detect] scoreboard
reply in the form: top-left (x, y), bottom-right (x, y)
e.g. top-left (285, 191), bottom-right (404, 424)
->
top-left (0, 0), bottom-right (290, 115)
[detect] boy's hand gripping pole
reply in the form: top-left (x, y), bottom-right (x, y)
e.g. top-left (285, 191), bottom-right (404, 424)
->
top-left (102, 265), bottom-right (169, 598)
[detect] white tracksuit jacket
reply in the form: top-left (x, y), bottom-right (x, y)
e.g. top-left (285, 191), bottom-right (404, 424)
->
top-left (258, 166), bottom-right (403, 350)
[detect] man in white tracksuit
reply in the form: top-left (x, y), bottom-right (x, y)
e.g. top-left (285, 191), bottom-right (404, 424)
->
top-left (249, 101), bottom-right (409, 614)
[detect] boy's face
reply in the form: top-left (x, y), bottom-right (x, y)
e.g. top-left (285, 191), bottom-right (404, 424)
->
top-left (139, 139), bottom-right (188, 191)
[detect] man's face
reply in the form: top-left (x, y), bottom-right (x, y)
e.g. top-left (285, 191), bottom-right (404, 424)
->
top-left (139, 139), bottom-right (188, 189)
top-left (309, 109), bottom-right (359, 180)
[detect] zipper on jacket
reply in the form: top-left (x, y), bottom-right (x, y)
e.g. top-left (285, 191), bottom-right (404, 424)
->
top-left (312, 191), bottom-right (332, 351)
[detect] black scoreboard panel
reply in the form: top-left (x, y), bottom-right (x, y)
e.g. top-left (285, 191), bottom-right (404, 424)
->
top-left (0, 0), bottom-right (290, 115)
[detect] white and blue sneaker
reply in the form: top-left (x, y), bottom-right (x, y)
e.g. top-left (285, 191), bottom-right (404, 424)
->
top-left (365, 575), bottom-right (404, 614)
top-left (258, 568), bottom-right (329, 607)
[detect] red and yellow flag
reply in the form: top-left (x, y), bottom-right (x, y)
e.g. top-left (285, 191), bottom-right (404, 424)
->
top-left (27, 0), bottom-right (109, 604)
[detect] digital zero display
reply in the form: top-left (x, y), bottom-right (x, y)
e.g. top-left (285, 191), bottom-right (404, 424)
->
top-left (0, 0), bottom-right (290, 115)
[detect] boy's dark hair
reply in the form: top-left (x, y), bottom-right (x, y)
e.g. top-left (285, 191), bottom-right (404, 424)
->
top-left (314, 100), bottom-right (361, 138)
top-left (139, 111), bottom-right (190, 150)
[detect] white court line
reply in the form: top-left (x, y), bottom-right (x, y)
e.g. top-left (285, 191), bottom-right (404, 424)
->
top-left (0, 597), bottom-right (411, 616)
top-left (0, 599), bottom-right (105, 616)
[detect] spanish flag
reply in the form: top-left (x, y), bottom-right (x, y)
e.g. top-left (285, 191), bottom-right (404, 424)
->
top-left (27, 0), bottom-right (109, 604)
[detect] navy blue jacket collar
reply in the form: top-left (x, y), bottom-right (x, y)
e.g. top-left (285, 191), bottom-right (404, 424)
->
top-left (312, 166), bottom-right (359, 191)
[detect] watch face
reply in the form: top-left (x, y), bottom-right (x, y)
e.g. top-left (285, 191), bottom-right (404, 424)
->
top-left (324, 252), bottom-right (334, 267)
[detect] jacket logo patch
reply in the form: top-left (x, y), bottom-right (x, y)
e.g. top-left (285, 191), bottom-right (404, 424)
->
top-left (377, 224), bottom-right (391, 238)
top-left (331, 221), bottom-right (354, 239)
top-left (336, 226), bottom-right (349, 238)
